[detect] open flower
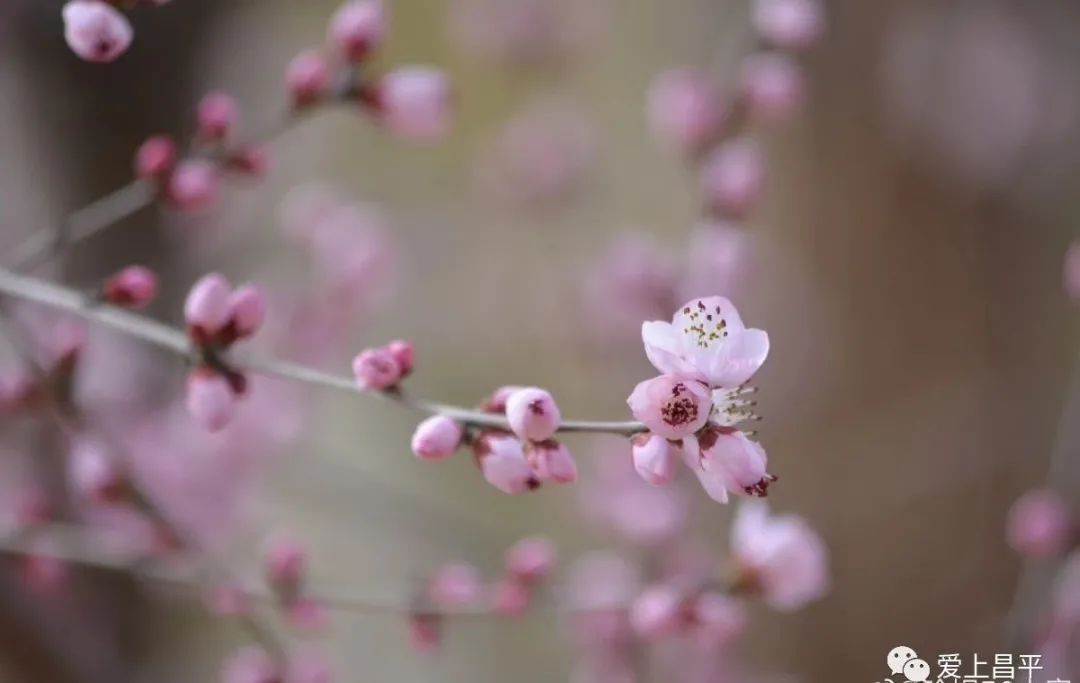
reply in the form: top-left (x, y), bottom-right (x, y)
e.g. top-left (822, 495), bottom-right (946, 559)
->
top-left (731, 501), bottom-right (828, 611)
top-left (641, 296), bottom-right (769, 388)
top-left (683, 426), bottom-right (772, 503)
top-left (627, 374), bottom-right (711, 439)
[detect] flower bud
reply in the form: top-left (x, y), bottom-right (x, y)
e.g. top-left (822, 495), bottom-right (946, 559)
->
top-left (631, 433), bottom-right (678, 485)
top-left (473, 433), bottom-right (538, 494)
top-left (646, 69), bottom-right (724, 153)
top-left (286, 50), bottom-right (330, 107)
top-left (184, 273), bottom-right (232, 340)
top-left (373, 67), bottom-right (452, 142)
top-left (752, 0), bottom-right (824, 50)
top-left (627, 374), bottom-right (711, 440)
top-left (410, 415), bottom-right (463, 461)
top-left (134, 135), bottom-right (177, 179)
top-left (167, 159), bottom-right (219, 212)
top-left (351, 346), bottom-right (403, 390)
top-left (504, 536), bottom-right (556, 583)
top-left (196, 92), bottom-right (239, 142)
top-left (185, 369), bottom-right (237, 432)
top-left (700, 139), bottom-right (765, 218)
top-left (103, 265), bottom-right (158, 309)
top-left (62, 0), bottom-right (133, 63)
top-left (505, 387), bottom-right (560, 441)
top-left (328, 0), bottom-right (387, 62)
top-left (1007, 489), bottom-right (1071, 558)
top-left (227, 284), bottom-right (267, 339)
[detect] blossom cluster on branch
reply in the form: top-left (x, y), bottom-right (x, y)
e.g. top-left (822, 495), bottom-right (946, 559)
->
top-left (0, 1), bottom-right (846, 681)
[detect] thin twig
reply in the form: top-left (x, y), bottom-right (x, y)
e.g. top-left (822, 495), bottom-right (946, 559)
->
top-left (0, 266), bottom-right (648, 436)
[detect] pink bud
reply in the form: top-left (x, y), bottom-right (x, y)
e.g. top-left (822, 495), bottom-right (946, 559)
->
top-left (286, 50), bottom-right (330, 107)
top-left (700, 139), bottom-right (766, 218)
top-left (196, 92), bottom-right (239, 142)
top-left (505, 387), bottom-right (560, 441)
top-left (528, 440), bottom-right (577, 483)
top-left (631, 433), bottom-right (678, 485)
top-left (1007, 489), bottom-right (1072, 558)
top-left (227, 284), bottom-right (267, 339)
top-left (222, 647), bottom-right (280, 683)
top-left (373, 67), bottom-right (452, 142)
top-left (167, 159), bottom-right (219, 211)
top-left (134, 135), bottom-right (177, 179)
top-left (351, 346), bottom-right (403, 390)
top-left (428, 562), bottom-right (483, 608)
top-left (691, 426), bottom-right (771, 503)
top-left (740, 52), bottom-right (805, 122)
top-left (226, 146), bottom-right (270, 178)
top-left (627, 374), bottom-right (711, 440)
top-left (264, 534), bottom-right (307, 590)
top-left (646, 69), bottom-right (724, 153)
top-left (103, 265), bottom-right (158, 309)
top-left (473, 433), bottom-right (538, 494)
top-left (752, 0), bottom-right (824, 50)
top-left (62, 0), bottom-right (133, 63)
top-left (328, 0), bottom-right (387, 62)
top-left (185, 369), bottom-right (237, 432)
top-left (411, 415), bottom-right (463, 461)
top-left (184, 273), bottom-right (232, 339)
top-left (68, 438), bottom-right (124, 504)
top-left (386, 339), bottom-right (414, 377)
top-left (504, 536), bottom-right (556, 583)
top-left (407, 613), bottom-right (441, 653)
top-left (490, 577), bottom-right (531, 617)
top-left (689, 592), bottom-right (746, 646)
top-left (630, 585), bottom-right (682, 638)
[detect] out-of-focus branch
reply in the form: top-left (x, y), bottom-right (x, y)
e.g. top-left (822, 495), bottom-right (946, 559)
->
top-left (0, 266), bottom-right (648, 436)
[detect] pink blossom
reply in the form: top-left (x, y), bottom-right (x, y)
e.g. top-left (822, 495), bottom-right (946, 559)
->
top-left (373, 67), bottom-right (452, 142)
top-left (134, 135), bottom-right (177, 179)
top-left (185, 369), bottom-right (237, 432)
top-left (490, 577), bottom-right (531, 617)
top-left (62, 1), bottom-right (133, 63)
top-left (351, 346), bottom-right (403, 390)
top-left (103, 265), bottom-right (158, 309)
top-left (641, 296), bottom-right (769, 388)
top-left (528, 439), bottom-right (578, 483)
top-left (167, 159), bottom-right (220, 211)
top-left (647, 69), bottom-right (724, 153)
top-left (428, 562), bottom-right (483, 608)
top-left (286, 50), bottom-right (330, 107)
top-left (505, 536), bottom-right (557, 583)
top-left (630, 585), bottom-right (682, 638)
top-left (473, 432), bottom-right (538, 494)
top-left (700, 139), bottom-right (766, 218)
top-left (689, 592), bottom-right (746, 646)
top-left (752, 0), bottom-right (824, 50)
top-left (505, 387), bottom-right (561, 441)
top-left (1006, 489), bottom-right (1071, 558)
top-left (184, 273), bottom-right (232, 339)
top-left (328, 0), bottom-right (386, 62)
top-left (197, 92), bottom-right (239, 142)
top-left (684, 426), bottom-right (770, 504)
top-left (630, 433), bottom-right (678, 485)
top-left (227, 284), bottom-right (268, 339)
top-left (411, 415), bottom-right (463, 461)
top-left (222, 647), bottom-right (280, 683)
top-left (627, 374), bottom-right (711, 440)
top-left (730, 501), bottom-right (829, 610)
top-left (740, 52), bottom-right (805, 122)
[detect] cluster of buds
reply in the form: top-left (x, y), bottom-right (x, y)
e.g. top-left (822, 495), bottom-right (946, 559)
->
top-left (646, 0), bottom-right (822, 217)
top-left (263, 535), bottom-right (328, 631)
top-left (408, 387), bottom-right (578, 494)
top-left (284, 0), bottom-right (452, 142)
top-left (409, 536), bottom-right (557, 652)
top-left (134, 92), bottom-right (268, 213)
top-left (626, 296), bottom-right (773, 504)
top-left (1007, 488), bottom-right (1076, 559)
top-left (183, 273), bottom-right (267, 431)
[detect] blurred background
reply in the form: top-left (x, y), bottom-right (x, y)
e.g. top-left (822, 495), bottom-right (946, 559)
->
top-left (0, 0), bottom-right (1079, 681)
